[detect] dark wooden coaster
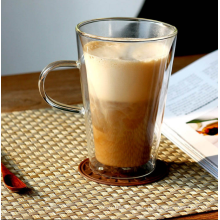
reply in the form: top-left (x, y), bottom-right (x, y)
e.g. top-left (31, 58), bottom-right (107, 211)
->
top-left (78, 158), bottom-right (169, 186)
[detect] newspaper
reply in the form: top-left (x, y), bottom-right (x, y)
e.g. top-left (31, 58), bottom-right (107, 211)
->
top-left (162, 50), bottom-right (218, 179)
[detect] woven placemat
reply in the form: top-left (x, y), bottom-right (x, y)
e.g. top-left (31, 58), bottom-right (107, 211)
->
top-left (1, 108), bottom-right (218, 219)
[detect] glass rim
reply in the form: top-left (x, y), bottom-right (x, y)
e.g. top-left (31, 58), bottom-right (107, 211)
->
top-left (76, 17), bottom-right (178, 42)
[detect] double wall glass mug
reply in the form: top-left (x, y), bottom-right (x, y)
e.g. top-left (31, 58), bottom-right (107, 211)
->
top-left (39, 18), bottom-right (177, 179)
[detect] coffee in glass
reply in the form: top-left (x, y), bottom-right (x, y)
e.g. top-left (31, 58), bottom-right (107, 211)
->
top-left (39, 18), bottom-right (177, 179)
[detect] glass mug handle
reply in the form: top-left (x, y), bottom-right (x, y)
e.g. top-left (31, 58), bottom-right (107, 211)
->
top-left (38, 60), bottom-right (84, 114)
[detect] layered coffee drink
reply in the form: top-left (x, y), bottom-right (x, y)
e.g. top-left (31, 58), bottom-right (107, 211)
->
top-left (84, 41), bottom-right (169, 168)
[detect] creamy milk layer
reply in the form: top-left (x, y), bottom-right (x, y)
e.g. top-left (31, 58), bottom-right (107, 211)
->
top-left (84, 41), bottom-right (169, 103)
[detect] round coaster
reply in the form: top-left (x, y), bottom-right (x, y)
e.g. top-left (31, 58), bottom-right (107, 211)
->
top-left (78, 158), bottom-right (169, 186)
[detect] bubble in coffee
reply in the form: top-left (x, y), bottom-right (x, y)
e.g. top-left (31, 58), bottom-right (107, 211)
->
top-left (84, 41), bottom-right (169, 168)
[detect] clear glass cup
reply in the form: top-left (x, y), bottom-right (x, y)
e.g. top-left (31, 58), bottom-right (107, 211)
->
top-left (39, 17), bottom-right (177, 179)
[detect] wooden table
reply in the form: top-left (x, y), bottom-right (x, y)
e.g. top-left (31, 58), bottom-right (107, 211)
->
top-left (2, 54), bottom-right (218, 220)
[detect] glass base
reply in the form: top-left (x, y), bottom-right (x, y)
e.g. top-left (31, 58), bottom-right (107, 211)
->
top-left (89, 157), bottom-right (156, 179)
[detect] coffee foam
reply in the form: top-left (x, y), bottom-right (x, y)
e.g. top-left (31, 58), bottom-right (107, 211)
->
top-left (84, 41), bottom-right (169, 102)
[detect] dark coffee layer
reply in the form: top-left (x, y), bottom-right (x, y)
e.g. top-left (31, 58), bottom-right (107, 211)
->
top-left (90, 96), bottom-right (160, 167)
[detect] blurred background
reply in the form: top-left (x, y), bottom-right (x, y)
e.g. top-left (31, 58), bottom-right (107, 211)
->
top-left (2, 0), bottom-right (218, 76)
top-left (1, 0), bottom-right (144, 76)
